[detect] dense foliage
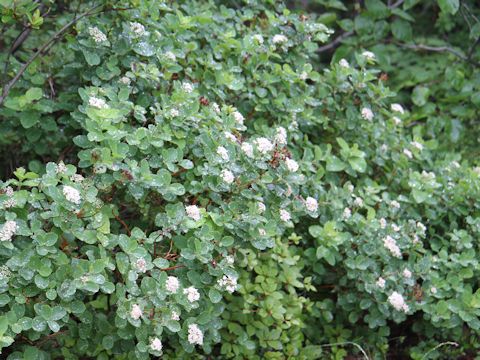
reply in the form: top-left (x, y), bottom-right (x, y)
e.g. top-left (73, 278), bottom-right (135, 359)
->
top-left (1, 0), bottom-right (479, 359)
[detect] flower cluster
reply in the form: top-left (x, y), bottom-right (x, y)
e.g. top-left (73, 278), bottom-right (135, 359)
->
top-left (187, 324), bottom-right (203, 346)
top-left (383, 235), bottom-right (402, 258)
top-left (63, 186), bottom-right (81, 205)
top-left (217, 275), bottom-right (238, 293)
top-left (0, 221), bottom-right (17, 242)
top-left (388, 291), bottom-right (409, 313)
top-left (88, 27), bottom-right (107, 43)
top-left (183, 286), bottom-right (200, 303)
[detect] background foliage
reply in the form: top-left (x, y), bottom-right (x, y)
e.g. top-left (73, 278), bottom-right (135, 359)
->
top-left (1, 0), bottom-right (480, 359)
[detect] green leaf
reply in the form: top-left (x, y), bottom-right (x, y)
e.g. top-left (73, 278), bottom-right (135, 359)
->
top-left (208, 288), bottom-right (222, 303)
top-left (24, 88), bottom-right (43, 102)
top-left (412, 86), bottom-right (430, 106)
top-left (20, 111), bottom-right (40, 128)
top-left (437, 0), bottom-right (459, 14)
top-left (391, 19), bottom-right (412, 41)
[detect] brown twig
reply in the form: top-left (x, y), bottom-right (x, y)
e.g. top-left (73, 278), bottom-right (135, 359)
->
top-left (0, 4), bottom-right (103, 107)
top-left (160, 265), bottom-right (185, 271)
top-left (114, 213), bottom-right (131, 236)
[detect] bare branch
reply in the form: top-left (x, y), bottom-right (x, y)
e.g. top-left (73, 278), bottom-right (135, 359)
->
top-left (397, 42), bottom-right (480, 66)
top-left (0, 4), bottom-right (102, 107)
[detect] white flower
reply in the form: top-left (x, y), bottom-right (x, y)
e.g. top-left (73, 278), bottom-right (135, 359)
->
top-left (130, 304), bottom-right (142, 320)
top-left (305, 197), bottom-right (318, 212)
top-left (390, 200), bottom-right (400, 209)
top-left (391, 223), bottom-right (400, 232)
top-left (232, 111), bottom-right (244, 125)
top-left (353, 197), bottom-right (364, 207)
top-left (164, 51), bottom-right (176, 61)
top-left (130, 22), bottom-right (146, 36)
top-left (361, 107), bottom-right (374, 121)
top-left (362, 51), bottom-right (375, 61)
top-left (187, 324), bottom-right (203, 345)
top-left (224, 132), bottom-right (237, 142)
top-left (285, 158), bottom-right (299, 172)
top-left (299, 71), bottom-right (308, 80)
top-left (376, 277), bottom-right (386, 288)
top-left (403, 269), bottom-right (412, 278)
top-left (136, 258), bottom-right (147, 273)
top-left (183, 286), bottom-right (200, 302)
top-left (150, 337), bottom-right (162, 352)
top-left (0, 220), bottom-right (17, 242)
top-left (342, 207), bottom-right (352, 219)
top-left (165, 276), bottom-right (180, 293)
top-left (339, 58), bottom-right (349, 68)
top-left (431, 287), bottom-right (437, 294)
top-left (4, 187), bottom-right (14, 197)
top-left (379, 218), bottom-right (387, 229)
top-left (88, 97), bottom-right (108, 109)
top-left (171, 311), bottom-right (180, 321)
top-left (212, 102), bottom-right (220, 113)
top-left (253, 34), bottom-right (264, 44)
top-left (275, 127), bottom-right (287, 145)
top-left (417, 222), bottom-right (426, 233)
top-left (216, 146), bottom-right (229, 161)
top-left (217, 275), bottom-right (238, 293)
top-left (380, 144), bottom-right (388, 152)
top-left (254, 137), bottom-right (274, 154)
top-left (3, 198), bottom-right (15, 209)
top-left (225, 255), bottom-right (234, 265)
top-left (185, 205), bottom-right (201, 221)
top-left (241, 142), bottom-right (254, 158)
top-left (388, 291), bottom-right (408, 312)
top-left (257, 202), bottom-right (266, 213)
top-left (220, 169), bottom-right (235, 184)
top-left (88, 27), bottom-right (107, 43)
top-left (170, 108), bottom-right (179, 117)
top-left (259, 228), bottom-right (266, 236)
top-left (383, 236), bottom-right (402, 258)
top-left (347, 184), bottom-right (354, 192)
top-left (63, 185), bottom-right (81, 205)
top-left (391, 103), bottom-right (405, 114)
top-left (119, 76), bottom-right (131, 85)
top-left (71, 174), bottom-right (85, 183)
top-left (393, 116), bottom-right (402, 125)
top-left (413, 234), bottom-right (420, 244)
top-left (0, 265), bottom-right (11, 280)
top-left (403, 149), bottom-right (413, 159)
top-left (272, 34), bottom-right (288, 44)
top-left (279, 209), bottom-right (291, 222)
top-left (182, 82), bottom-right (194, 93)
top-left (56, 161), bottom-right (68, 174)
top-left (410, 141), bottom-right (423, 151)
top-left (450, 161), bottom-right (460, 169)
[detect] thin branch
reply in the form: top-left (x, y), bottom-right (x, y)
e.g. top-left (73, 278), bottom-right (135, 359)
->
top-left (0, 4), bottom-right (102, 107)
top-left (397, 42), bottom-right (480, 66)
top-left (317, 0), bottom-right (405, 54)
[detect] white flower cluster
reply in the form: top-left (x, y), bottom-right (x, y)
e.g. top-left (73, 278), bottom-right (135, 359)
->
top-left (353, 197), bottom-right (364, 208)
top-left (150, 337), bottom-right (162, 352)
top-left (88, 27), bottom-right (107, 43)
top-left (305, 197), bottom-right (318, 212)
top-left (71, 174), bottom-right (85, 183)
top-left (232, 111), bottom-right (244, 125)
top-left (253, 34), bottom-right (264, 44)
top-left (241, 142), bottom-right (253, 158)
top-left (259, 228), bottom-right (266, 236)
top-left (2, 186), bottom-right (15, 209)
top-left (216, 146), bottom-right (229, 161)
top-left (185, 205), bottom-right (201, 221)
top-left (224, 132), bottom-right (237, 142)
top-left (390, 200), bottom-right (400, 209)
top-left (220, 169), bottom-right (234, 184)
top-left (212, 102), bottom-right (220, 113)
top-left (416, 221), bottom-right (426, 234)
top-left (56, 161), bottom-right (68, 174)
top-left (342, 207), bottom-right (352, 219)
top-left (339, 59), bottom-right (349, 68)
top-left (183, 286), bottom-right (200, 302)
top-left (403, 149), bottom-right (413, 159)
top-left (388, 291), bottom-right (409, 313)
top-left (393, 116), bottom-right (402, 125)
top-left (171, 310), bottom-right (180, 321)
top-left (170, 108), bottom-right (179, 117)
top-left (379, 218), bottom-right (387, 229)
top-left (280, 209), bottom-right (291, 222)
top-left (274, 127), bottom-right (287, 145)
top-left (410, 141), bottom-right (423, 151)
top-left (164, 51), bottom-right (176, 61)
top-left (182, 82), bottom-right (194, 93)
top-left (187, 324), bottom-right (203, 345)
top-left (403, 268), bottom-right (412, 278)
top-left (361, 107), bottom-right (374, 121)
top-left (391, 103), bottom-right (405, 114)
top-left (88, 96), bottom-right (108, 109)
top-left (0, 265), bottom-right (11, 280)
top-left (362, 51), bottom-right (376, 61)
top-left (165, 276), bottom-right (180, 293)
top-left (63, 185), bottom-right (81, 205)
top-left (119, 76), bottom-right (131, 85)
top-left (217, 274), bottom-right (238, 293)
top-left (130, 304), bottom-right (143, 320)
top-left (272, 34), bottom-right (288, 44)
top-left (383, 235), bottom-right (402, 258)
top-left (0, 221), bottom-right (17, 242)
top-left (391, 223), bottom-right (400, 232)
top-left (224, 255), bottom-right (234, 265)
top-left (136, 258), bottom-right (147, 273)
top-left (285, 158), bottom-right (299, 172)
top-left (376, 277), bottom-right (385, 288)
top-left (258, 202), bottom-right (266, 213)
top-left (254, 137), bottom-right (274, 154)
top-left (130, 22), bottom-right (146, 36)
